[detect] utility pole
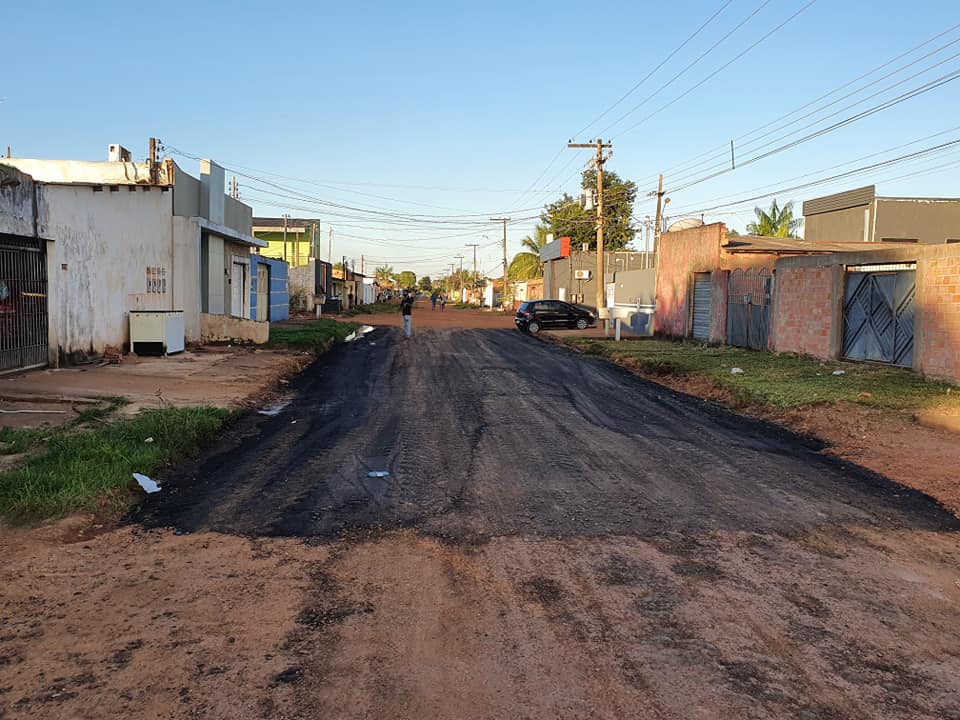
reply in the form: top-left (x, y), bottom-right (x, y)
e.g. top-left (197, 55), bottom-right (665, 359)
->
top-left (328, 228), bottom-right (333, 265)
top-left (490, 217), bottom-right (510, 310)
top-left (282, 213), bottom-right (290, 263)
top-left (455, 254), bottom-right (465, 301)
top-left (568, 138), bottom-right (612, 314)
top-left (148, 137), bottom-right (158, 184)
top-left (465, 243), bottom-right (479, 304)
top-left (361, 255), bottom-right (365, 276)
top-left (651, 174), bottom-right (667, 263)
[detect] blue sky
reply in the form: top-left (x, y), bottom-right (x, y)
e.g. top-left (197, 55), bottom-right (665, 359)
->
top-left (4, 0), bottom-right (959, 277)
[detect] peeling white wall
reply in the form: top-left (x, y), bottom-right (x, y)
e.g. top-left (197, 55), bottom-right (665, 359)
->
top-left (40, 186), bottom-right (175, 358)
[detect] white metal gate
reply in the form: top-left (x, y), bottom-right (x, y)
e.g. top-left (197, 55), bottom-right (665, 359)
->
top-left (231, 258), bottom-right (247, 318)
top-left (692, 274), bottom-right (712, 341)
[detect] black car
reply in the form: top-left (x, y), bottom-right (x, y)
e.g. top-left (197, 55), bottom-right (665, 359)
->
top-left (515, 300), bottom-right (596, 334)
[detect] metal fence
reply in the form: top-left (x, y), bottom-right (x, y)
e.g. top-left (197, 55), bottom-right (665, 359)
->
top-left (0, 234), bottom-right (48, 372)
top-left (726, 268), bottom-right (772, 350)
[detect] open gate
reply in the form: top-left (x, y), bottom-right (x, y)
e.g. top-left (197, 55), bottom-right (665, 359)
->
top-left (0, 234), bottom-right (49, 372)
top-left (726, 268), bottom-right (772, 350)
top-left (842, 263), bottom-right (915, 367)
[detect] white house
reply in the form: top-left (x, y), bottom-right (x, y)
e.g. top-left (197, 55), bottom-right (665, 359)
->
top-left (0, 148), bottom-right (267, 371)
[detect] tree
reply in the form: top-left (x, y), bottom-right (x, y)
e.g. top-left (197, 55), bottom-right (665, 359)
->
top-left (746, 199), bottom-right (802, 238)
top-left (541, 169), bottom-right (638, 251)
top-left (508, 225), bottom-right (549, 280)
top-left (374, 265), bottom-right (395, 288)
top-left (418, 275), bottom-right (433, 292)
top-left (397, 270), bottom-right (417, 289)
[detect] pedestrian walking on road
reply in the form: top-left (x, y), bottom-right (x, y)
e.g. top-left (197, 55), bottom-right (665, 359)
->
top-left (400, 291), bottom-right (414, 337)
top-left (431, 292), bottom-right (438, 310)
top-left (439, 293), bottom-right (446, 312)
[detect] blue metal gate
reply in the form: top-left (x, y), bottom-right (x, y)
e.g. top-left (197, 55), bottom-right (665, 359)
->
top-left (842, 266), bottom-right (915, 367)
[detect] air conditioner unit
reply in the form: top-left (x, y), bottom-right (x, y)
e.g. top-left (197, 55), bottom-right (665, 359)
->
top-left (574, 270), bottom-right (592, 280)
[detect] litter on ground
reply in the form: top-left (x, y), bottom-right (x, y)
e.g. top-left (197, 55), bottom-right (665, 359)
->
top-left (133, 473), bottom-right (161, 494)
top-left (731, 367), bottom-right (744, 375)
top-left (368, 471), bottom-right (390, 478)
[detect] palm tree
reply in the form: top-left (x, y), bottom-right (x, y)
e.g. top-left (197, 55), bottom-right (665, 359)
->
top-left (746, 199), bottom-right (802, 238)
top-left (374, 265), bottom-right (395, 288)
top-left (508, 226), bottom-right (550, 280)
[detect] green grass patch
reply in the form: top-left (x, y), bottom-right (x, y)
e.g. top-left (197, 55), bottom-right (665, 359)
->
top-left (0, 407), bottom-right (230, 522)
top-left (341, 302), bottom-right (398, 317)
top-left (269, 318), bottom-right (361, 352)
top-left (564, 337), bottom-right (959, 410)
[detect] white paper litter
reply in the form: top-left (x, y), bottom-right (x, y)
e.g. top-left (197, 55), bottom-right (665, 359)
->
top-left (258, 401), bottom-right (290, 416)
top-left (832, 370), bottom-right (846, 376)
top-left (133, 473), bottom-right (161, 493)
top-left (360, 325), bottom-right (375, 335)
top-left (144, 437), bottom-right (154, 443)
top-left (368, 471), bottom-right (390, 478)
top-left (344, 332), bottom-right (357, 343)
top-left (731, 367), bottom-right (744, 375)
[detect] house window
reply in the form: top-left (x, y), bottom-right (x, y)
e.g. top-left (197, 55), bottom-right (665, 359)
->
top-left (146, 266), bottom-right (167, 293)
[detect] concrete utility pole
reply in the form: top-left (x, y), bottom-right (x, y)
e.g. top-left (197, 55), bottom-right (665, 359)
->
top-left (455, 254), bottom-right (465, 301)
top-left (490, 217), bottom-right (510, 310)
top-left (568, 138), bottom-right (612, 314)
top-left (148, 137), bottom-right (158, 184)
top-left (328, 228), bottom-right (333, 264)
top-left (282, 214), bottom-right (290, 262)
top-left (652, 174), bottom-right (667, 262)
top-left (465, 243), bottom-right (479, 303)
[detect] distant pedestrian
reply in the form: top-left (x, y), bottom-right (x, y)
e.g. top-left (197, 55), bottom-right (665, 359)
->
top-left (431, 292), bottom-right (437, 310)
top-left (400, 291), bottom-right (414, 337)
top-left (347, 291), bottom-right (354, 309)
top-left (439, 293), bottom-right (446, 312)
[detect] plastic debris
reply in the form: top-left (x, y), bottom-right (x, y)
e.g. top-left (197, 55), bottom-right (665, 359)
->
top-left (832, 370), bottom-right (846, 376)
top-left (368, 471), bottom-right (390, 478)
top-left (258, 401), bottom-right (290, 416)
top-left (731, 367), bottom-right (744, 375)
top-left (344, 332), bottom-right (357, 343)
top-left (133, 473), bottom-right (161, 494)
top-left (291, 420), bottom-right (298, 424)
top-left (144, 437), bottom-right (154, 443)
top-left (360, 325), bottom-right (375, 336)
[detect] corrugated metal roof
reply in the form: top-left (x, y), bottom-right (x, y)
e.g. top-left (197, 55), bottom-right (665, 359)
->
top-left (723, 236), bottom-right (918, 254)
top-left (802, 185), bottom-right (875, 216)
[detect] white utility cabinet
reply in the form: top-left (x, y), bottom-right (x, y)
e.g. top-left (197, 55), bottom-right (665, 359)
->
top-left (129, 310), bottom-right (185, 356)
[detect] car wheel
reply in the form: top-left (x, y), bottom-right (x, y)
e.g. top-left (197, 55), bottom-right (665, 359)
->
top-left (575, 318), bottom-right (589, 330)
top-left (527, 320), bottom-right (541, 334)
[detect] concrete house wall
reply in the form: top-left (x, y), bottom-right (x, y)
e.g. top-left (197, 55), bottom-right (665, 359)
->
top-left (654, 223), bottom-right (779, 343)
top-left (249, 255), bottom-right (289, 322)
top-left (771, 243), bottom-right (960, 383)
top-left (40, 185), bottom-right (175, 360)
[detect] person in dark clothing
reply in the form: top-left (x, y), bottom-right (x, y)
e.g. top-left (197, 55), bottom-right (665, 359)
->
top-left (400, 291), bottom-right (414, 337)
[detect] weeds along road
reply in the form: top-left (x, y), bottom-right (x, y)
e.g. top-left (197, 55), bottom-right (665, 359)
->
top-left (130, 326), bottom-right (960, 719)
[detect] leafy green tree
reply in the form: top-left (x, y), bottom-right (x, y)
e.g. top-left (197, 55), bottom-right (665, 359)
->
top-left (541, 169), bottom-right (638, 251)
top-left (397, 270), bottom-right (417, 289)
top-left (508, 225), bottom-right (550, 280)
top-left (745, 199), bottom-right (802, 238)
top-left (418, 275), bottom-right (433, 292)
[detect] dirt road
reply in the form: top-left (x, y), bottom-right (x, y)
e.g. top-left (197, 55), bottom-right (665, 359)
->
top-left (3, 319), bottom-right (960, 719)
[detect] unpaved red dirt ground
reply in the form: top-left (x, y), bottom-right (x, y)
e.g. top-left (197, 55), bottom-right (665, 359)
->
top-left (1, 309), bottom-right (959, 719)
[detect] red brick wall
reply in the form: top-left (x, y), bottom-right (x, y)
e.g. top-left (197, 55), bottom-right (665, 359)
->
top-left (772, 265), bottom-right (836, 359)
top-left (918, 250), bottom-right (960, 382)
top-left (654, 224), bottom-right (723, 337)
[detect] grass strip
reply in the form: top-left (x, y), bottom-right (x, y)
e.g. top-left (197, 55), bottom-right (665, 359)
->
top-left (563, 337), bottom-right (959, 410)
top-left (0, 407), bottom-right (229, 522)
top-left (269, 318), bottom-right (361, 352)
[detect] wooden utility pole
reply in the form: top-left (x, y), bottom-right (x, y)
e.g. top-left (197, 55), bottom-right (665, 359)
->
top-left (490, 217), bottom-right (510, 310)
top-left (568, 138), bottom-right (612, 314)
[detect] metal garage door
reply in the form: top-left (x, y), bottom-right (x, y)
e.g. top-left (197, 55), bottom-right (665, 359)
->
top-left (842, 264), bottom-right (915, 367)
top-left (692, 274), bottom-right (712, 341)
top-left (0, 234), bottom-right (48, 372)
